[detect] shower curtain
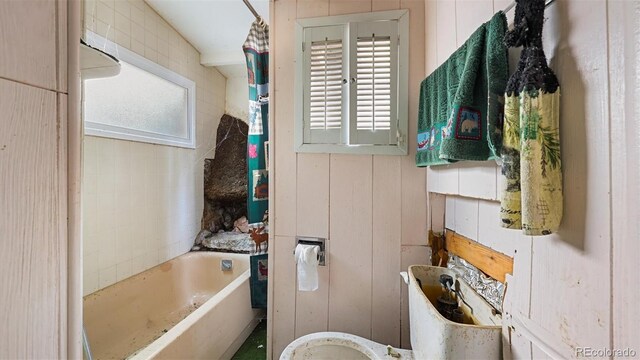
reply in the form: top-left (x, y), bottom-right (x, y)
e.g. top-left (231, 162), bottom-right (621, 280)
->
top-left (243, 20), bottom-right (269, 224)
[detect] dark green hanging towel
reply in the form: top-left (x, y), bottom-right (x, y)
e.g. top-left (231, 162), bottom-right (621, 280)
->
top-left (416, 12), bottom-right (508, 167)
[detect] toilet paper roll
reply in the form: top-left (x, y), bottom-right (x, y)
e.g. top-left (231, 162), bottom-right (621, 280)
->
top-left (294, 244), bottom-right (320, 291)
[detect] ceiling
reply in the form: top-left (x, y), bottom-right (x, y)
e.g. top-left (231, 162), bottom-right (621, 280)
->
top-left (146, 0), bottom-right (269, 68)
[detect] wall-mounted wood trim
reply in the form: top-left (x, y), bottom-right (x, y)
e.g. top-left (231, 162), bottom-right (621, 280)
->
top-left (444, 229), bottom-right (513, 283)
top-left (67, 0), bottom-right (82, 357)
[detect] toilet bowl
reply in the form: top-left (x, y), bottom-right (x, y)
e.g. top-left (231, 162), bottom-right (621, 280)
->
top-left (279, 332), bottom-right (413, 360)
top-left (280, 265), bottom-right (502, 360)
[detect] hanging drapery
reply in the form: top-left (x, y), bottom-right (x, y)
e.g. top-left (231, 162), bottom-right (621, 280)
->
top-left (500, 0), bottom-right (562, 235)
top-left (243, 20), bottom-right (269, 224)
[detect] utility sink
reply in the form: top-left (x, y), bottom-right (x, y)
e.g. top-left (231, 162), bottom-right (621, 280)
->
top-left (408, 265), bottom-right (502, 359)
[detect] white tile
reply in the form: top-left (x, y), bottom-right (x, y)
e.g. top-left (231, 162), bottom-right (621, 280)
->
top-left (114, 11), bottom-right (130, 34)
top-left (454, 196), bottom-right (479, 240)
top-left (131, 254), bottom-right (147, 274)
top-left (115, 225), bottom-right (132, 263)
top-left (427, 167), bottom-right (439, 193)
top-left (99, 265), bottom-right (117, 288)
top-left (83, 271), bottom-right (99, 296)
top-left (438, 165), bottom-right (459, 194)
top-left (130, 5), bottom-right (144, 26)
top-left (84, 251), bottom-right (99, 275)
top-left (98, 228), bottom-right (117, 270)
top-left (96, 1), bottom-right (114, 29)
top-left (145, 250), bottom-right (159, 268)
top-left (477, 200), bottom-right (519, 256)
top-left (458, 162), bottom-right (498, 200)
top-left (116, 260), bottom-right (133, 281)
top-left (114, 0), bottom-right (130, 18)
top-left (445, 195), bottom-right (456, 230)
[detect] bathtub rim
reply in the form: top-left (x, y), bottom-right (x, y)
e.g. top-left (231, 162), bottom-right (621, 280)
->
top-left (279, 332), bottom-right (414, 360)
top-left (87, 251), bottom-right (252, 360)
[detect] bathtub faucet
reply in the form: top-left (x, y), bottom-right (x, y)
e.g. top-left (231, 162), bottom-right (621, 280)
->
top-left (387, 345), bottom-right (401, 358)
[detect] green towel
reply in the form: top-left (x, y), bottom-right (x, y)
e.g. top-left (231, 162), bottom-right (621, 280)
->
top-left (416, 12), bottom-right (508, 167)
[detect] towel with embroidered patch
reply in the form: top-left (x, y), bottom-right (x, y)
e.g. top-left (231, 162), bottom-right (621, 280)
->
top-left (416, 12), bottom-right (508, 167)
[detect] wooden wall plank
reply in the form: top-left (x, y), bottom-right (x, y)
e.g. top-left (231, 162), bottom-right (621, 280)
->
top-left (329, 0), bottom-right (371, 15)
top-left (267, 0), bottom-right (276, 355)
top-left (293, 0), bottom-right (331, 339)
top-left (400, 0), bottom-right (427, 246)
top-left (371, 156), bottom-right (402, 347)
top-left (527, 0), bottom-right (612, 354)
top-left (57, 92), bottom-right (69, 359)
top-left (57, 0), bottom-right (68, 93)
top-left (428, 193), bottom-right (446, 233)
top-left (273, 0), bottom-right (298, 237)
top-left (435, 0), bottom-right (457, 65)
top-left (454, 0), bottom-right (493, 44)
top-left (445, 230), bottom-right (514, 283)
top-left (609, 1), bottom-right (640, 356)
top-left (328, 155), bottom-right (373, 338)
top-left (296, 154), bottom-right (330, 239)
top-left (424, 0), bottom-right (438, 74)
top-left (0, 79), bottom-right (62, 359)
top-left (0, 0), bottom-right (58, 91)
top-left (372, 0), bottom-right (400, 12)
top-left (271, 236), bottom-right (297, 358)
top-left (297, 0), bottom-right (329, 18)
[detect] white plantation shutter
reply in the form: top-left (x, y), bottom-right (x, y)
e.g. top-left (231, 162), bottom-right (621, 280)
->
top-left (295, 10), bottom-right (408, 154)
top-left (303, 25), bottom-right (346, 144)
top-left (349, 21), bottom-right (398, 145)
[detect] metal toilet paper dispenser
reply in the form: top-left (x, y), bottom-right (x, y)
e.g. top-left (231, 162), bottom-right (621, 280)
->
top-left (294, 237), bottom-right (326, 266)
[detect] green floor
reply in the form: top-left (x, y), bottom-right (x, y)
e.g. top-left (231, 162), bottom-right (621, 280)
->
top-left (232, 319), bottom-right (267, 360)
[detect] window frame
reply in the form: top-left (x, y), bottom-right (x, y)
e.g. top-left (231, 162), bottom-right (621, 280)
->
top-left (294, 10), bottom-right (409, 156)
top-left (83, 31), bottom-right (197, 149)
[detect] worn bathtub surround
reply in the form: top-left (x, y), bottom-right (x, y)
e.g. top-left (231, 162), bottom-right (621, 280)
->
top-left (83, 252), bottom-right (261, 360)
top-left (201, 114), bottom-right (249, 234)
top-left (499, 0), bottom-right (563, 235)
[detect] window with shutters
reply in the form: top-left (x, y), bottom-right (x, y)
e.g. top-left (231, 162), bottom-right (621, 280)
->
top-left (294, 10), bottom-right (409, 155)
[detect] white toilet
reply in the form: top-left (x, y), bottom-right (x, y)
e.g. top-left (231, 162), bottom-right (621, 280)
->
top-left (280, 265), bottom-right (502, 360)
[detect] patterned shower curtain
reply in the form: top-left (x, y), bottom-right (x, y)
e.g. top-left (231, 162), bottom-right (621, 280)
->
top-left (243, 20), bottom-right (269, 224)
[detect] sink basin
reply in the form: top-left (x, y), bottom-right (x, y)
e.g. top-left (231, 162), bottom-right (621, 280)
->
top-left (408, 265), bottom-right (502, 359)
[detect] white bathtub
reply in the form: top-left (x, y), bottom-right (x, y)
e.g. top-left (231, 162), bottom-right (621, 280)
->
top-left (84, 252), bottom-right (262, 360)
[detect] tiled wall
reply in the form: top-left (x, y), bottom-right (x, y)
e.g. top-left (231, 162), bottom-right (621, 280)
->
top-left (82, 0), bottom-right (226, 295)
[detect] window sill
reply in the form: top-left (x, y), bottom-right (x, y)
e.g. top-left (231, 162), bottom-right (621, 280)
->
top-left (295, 143), bottom-right (408, 156)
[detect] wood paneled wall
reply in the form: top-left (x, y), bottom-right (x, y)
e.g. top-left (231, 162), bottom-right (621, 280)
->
top-left (428, 0), bottom-right (640, 358)
top-left (268, 0), bottom-right (429, 358)
top-left (0, 0), bottom-right (70, 358)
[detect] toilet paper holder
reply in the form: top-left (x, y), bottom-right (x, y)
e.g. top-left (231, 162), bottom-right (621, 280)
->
top-left (294, 237), bottom-right (326, 266)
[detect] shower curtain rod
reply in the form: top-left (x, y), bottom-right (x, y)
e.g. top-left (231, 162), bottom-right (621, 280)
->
top-left (503, 0), bottom-right (556, 13)
top-left (242, 0), bottom-right (261, 19)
